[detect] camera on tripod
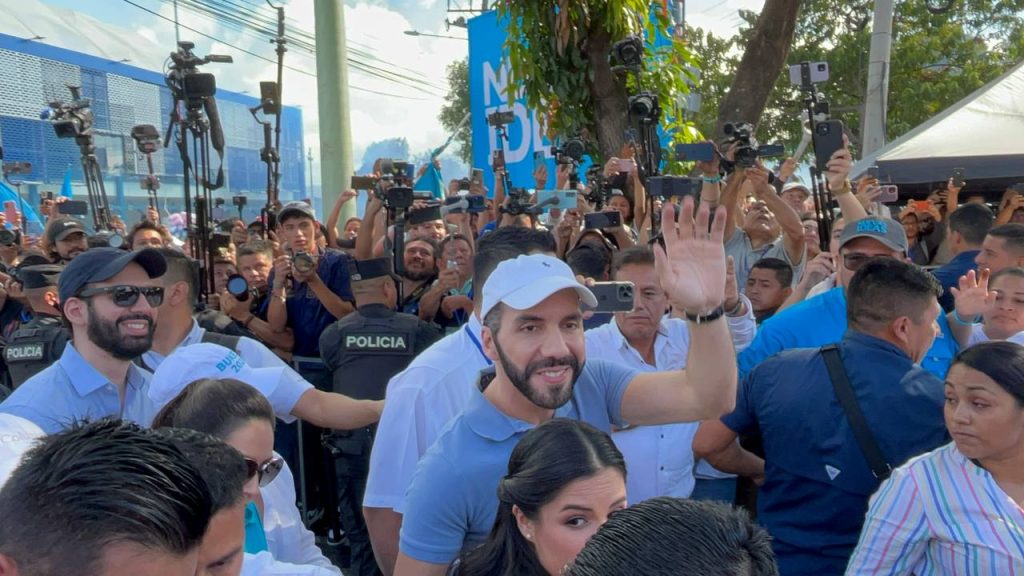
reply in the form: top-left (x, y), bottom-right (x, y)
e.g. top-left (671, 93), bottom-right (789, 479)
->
top-left (552, 139), bottom-right (585, 165)
top-left (42, 86), bottom-right (93, 139)
top-left (723, 122), bottom-right (785, 168)
top-left (610, 35), bottom-right (644, 70)
top-left (487, 110), bottom-right (515, 127)
top-left (167, 41), bottom-right (233, 108)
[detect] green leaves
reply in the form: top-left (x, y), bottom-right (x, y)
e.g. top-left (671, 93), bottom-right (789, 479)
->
top-left (688, 0), bottom-right (1024, 157)
top-left (438, 58), bottom-right (473, 165)
top-left (499, 0), bottom-right (699, 162)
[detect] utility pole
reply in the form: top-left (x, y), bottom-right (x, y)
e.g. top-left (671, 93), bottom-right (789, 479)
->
top-left (173, 0), bottom-right (181, 45)
top-left (307, 148), bottom-right (314, 199)
top-left (861, 0), bottom-right (894, 157)
top-left (313, 0), bottom-right (353, 222)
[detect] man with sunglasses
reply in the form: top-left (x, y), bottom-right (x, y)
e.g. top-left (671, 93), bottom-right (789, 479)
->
top-left (0, 247), bottom-right (168, 433)
top-left (736, 216), bottom-right (960, 380)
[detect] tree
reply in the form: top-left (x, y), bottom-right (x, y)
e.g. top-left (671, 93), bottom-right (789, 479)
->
top-left (689, 0), bottom-right (1024, 156)
top-left (438, 58), bottom-right (473, 165)
top-left (498, 1), bottom-right (697, 163)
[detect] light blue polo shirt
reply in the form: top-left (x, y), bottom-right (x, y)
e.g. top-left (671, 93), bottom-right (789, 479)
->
top-left (0, 343), bottom-right (157, 434)
top-left (737, 286), bottom-right (959, 380)
top-left (398, 359), bottom-right (639, 565)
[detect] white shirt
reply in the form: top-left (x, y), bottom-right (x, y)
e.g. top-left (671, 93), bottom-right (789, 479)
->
top-left (584, 298), bottom-right (756, 504)
top-left (808, 274), bottom-right (836, 299)
top-left (967, 324), bottom-right (1024, 346)
top-left (262, 456), bottom-right (340, 573)
top-left (0, 413), bottom-right (43, 488)
top-left (364, 314), bottom-right (491, 512)
top-left (142, 320), bottom-right (312, 423)
top-left (241, 552), bottom-right (340, 576)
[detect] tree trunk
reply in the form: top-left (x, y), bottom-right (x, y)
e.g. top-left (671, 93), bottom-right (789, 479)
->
top-left (587, 23), bottom-right (629, 160)
top-left (716, 0), bottom-right (802, 135)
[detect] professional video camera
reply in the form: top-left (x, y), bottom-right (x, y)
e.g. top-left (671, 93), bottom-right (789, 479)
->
top-left (552, 138), bottom-right (585, 165)
top-left (378, 158), bottom-right (414, 185)
top-left (583, 165), bottom-right (610, 210)
top-left (487, 110), bottom-right (515, 127)
top-left (611, 35), bottom-right (644, 70)
top-left (42, 86), bottom-right (93, 139)
top-left (629, 92), bottom-right (660, 124)
top-left (500, 188), bottom-right (536, 217)
top-left (166, 41), bottom-right (232, 111)
top-left (722, 122), bottom-right (785, 168)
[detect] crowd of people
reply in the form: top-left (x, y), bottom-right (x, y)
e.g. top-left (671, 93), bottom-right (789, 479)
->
top-left (0, 135), bottom-right (1023, 576)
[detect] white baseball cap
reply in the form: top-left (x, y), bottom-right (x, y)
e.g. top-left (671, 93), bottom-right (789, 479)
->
top-left (149, 343), bottom-right (291, 414)
top-left (481, 254), bottom-right (597, 320)
top-left (0, 414), bottom-right (43, 489)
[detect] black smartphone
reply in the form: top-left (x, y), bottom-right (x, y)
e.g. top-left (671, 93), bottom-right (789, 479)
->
top-left (492, 150), bottom-right (506, 172)
top-left (56, 200), bottom-right (89, 216)
top-left (674, 142), bottom-right (715, 162)
top-left (952, 168), bottom-right (966, 188)
top-left (584, 211), bottom-right (622, 230)
top-left (585, 282), bottom-right (636, 313)
top-left (471, 168), bottom-right (484, 187)
top-left (210, 231), bottom-right (232, 252)
top-left (866, 165), bottom-right (879, 179)
top-left (812, 119), bottom-right (845, 171)
top-left (351, 175), bottom-right (378, 190)
top-left (646, 176), bottom-right (700, 199)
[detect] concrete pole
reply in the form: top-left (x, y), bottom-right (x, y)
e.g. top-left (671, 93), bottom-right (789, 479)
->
top-left (313, 0), bottom-right (353, 223)
top-left (860, 0), bottom-right (894, 157)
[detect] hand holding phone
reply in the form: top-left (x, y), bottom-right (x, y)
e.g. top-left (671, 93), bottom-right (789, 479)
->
top-left (951, 168), bottom-right (966, 188)
top-left (617, 158), bottom-right (636, 173)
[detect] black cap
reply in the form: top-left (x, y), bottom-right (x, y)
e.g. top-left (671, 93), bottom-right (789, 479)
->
top-left (277, 201), bottom-right (316, 223)
top-left (348, 257), bottom-right (392, 281)
top-left (46, 217), bottom-right (86, 244)
top-left (16, 254), bottom-right (52, 270)
top-left (20, 264), bottom-right (63, 290)
top-left (58, 247), bottom-right (167, 306)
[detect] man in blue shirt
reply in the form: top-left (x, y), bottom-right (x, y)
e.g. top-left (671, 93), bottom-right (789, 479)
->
top-left (932, 203), bottom-right (994, 311)
top-left (694, 259), bottom-right (950, 575)
top-left (394, 200), bottom-right (740, 576)
top-left (264, 201), bottom-right (356, 528)
top-left (0, 247), bottom-right (167, 432)
top-left (738, 216), bottom-right (959, 380)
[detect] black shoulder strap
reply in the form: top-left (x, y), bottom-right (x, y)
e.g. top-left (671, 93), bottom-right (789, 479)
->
top-left (200, 330), bottom-right (241, 352)
top-left (821, 344), bottom-right (892, 481)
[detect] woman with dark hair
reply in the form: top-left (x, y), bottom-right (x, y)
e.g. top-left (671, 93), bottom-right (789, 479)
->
top-left (153, 377), bottom-right (342, 574)
top-left (846, 341), bottom-right (1024, 574)
top-left (453, 418), bottom-right (627, 576)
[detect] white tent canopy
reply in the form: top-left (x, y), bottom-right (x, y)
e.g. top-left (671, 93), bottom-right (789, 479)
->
top-left (852, 60), bottom-right (1024, 186)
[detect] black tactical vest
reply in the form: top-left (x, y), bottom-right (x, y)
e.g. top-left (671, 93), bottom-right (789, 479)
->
top-left (3, 316), bottom-right (69, 389)
top-left (322, 311), bottom-right (420, 401)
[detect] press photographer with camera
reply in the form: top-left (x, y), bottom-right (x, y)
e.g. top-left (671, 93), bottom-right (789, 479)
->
top-left (219, 240), bottom-right (295, 353)
top-left (40, 217), bottom-right (88, 264)
top-left (266, 201), bottom-right (355, 372)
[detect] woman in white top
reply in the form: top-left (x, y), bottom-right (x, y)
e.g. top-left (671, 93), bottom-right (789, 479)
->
top-left (154, 377), bottom-right (341, 574)
top-left (947, 267), bottom-right (1024, 348)
top-left (846, 341), bottom-right (1024, 574)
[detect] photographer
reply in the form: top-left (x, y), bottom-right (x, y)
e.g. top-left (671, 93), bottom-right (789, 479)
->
top-left (267, 201), bottom-right (355, 374)
top-left (219, 240), bottom-right (294, 352)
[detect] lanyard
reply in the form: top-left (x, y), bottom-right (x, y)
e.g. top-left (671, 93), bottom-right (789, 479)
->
top-left (465, 324), bottom-right (492, 366)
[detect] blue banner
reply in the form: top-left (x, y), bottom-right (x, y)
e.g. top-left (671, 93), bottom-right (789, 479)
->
top-left (468, 11), bottom-right (554, 195)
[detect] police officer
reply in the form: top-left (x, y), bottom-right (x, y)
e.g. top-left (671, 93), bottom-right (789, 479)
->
top-left (3, 265), bottom-right (69, 389)
top-left (319, 257), bottom-right (442, 576)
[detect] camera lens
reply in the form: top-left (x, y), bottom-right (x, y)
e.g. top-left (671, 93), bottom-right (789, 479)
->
top-left (226, 274), bottom-right (250, 301)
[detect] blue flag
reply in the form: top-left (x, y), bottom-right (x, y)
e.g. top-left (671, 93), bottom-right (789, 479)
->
top-left (413, 162), bottom-right (445, 200)
top-left (60, 165), bottom-right (73, 198)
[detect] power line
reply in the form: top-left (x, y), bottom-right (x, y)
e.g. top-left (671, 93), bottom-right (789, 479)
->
top-left (121, 0), bottom-right (438, 100)
top-left (164, 0), bottom-right (449, 94)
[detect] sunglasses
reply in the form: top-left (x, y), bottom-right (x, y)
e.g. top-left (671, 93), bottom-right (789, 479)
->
top-left (244, 456), bottom-right (284, 488)
top-left (842, 253), bottom-right (894, 272)
top-left (76, 285), bottom-right (165, 308)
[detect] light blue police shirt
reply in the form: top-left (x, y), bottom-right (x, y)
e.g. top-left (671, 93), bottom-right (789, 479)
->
top-left (0, 343), bottom-right (158, 434)
top-left (398, 359), bottom-right (639, 565)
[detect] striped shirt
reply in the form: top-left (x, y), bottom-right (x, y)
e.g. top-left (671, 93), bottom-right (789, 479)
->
top-left (846, 442), bottom-right (1024, 575)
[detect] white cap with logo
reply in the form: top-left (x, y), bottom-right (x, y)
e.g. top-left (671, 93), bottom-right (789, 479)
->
top-left (148, 343), bottom-right (297, 420)
top-left (481, 254), bottom-right (598, 319)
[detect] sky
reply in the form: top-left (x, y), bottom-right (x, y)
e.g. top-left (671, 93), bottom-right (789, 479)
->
top-left (33, 0), bottom-right (763, 187)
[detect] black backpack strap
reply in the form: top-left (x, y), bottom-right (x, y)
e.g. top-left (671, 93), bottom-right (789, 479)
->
top-left (200, 330), bottom-right (241, 352)
top-left (821, 344), bottom-right (892, 480)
